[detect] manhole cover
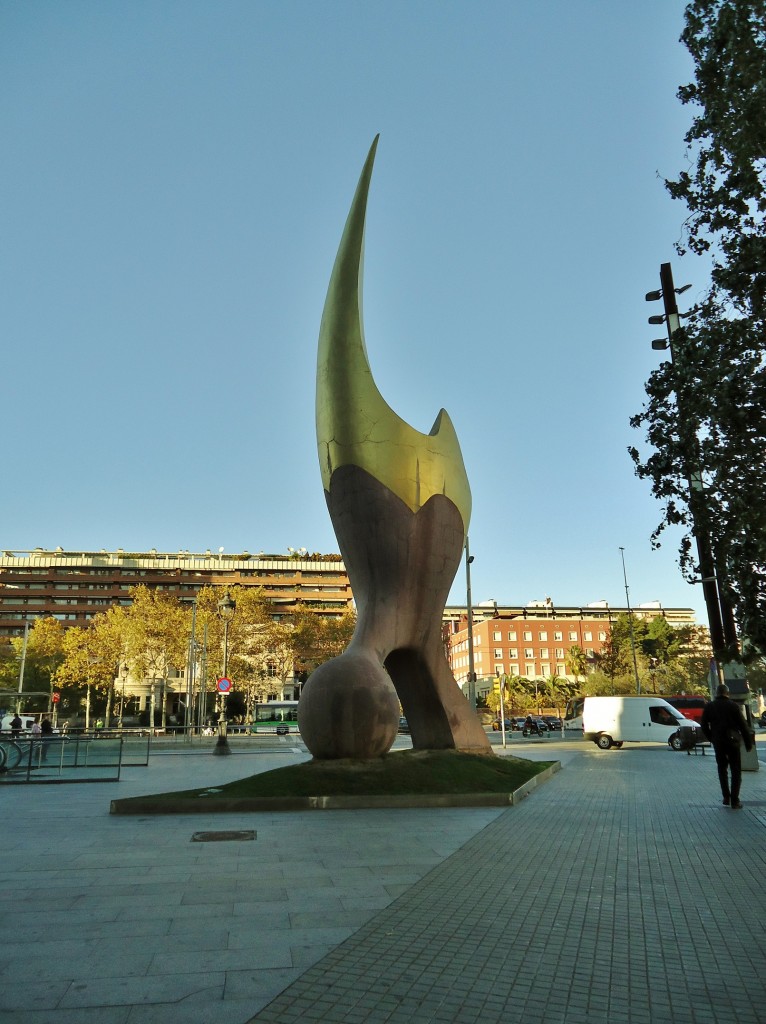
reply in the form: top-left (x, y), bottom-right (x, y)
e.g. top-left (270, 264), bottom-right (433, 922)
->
top-left (191, 830), bottom-right (256, 843)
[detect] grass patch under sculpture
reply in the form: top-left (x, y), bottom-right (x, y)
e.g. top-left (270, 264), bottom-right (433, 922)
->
top-left (110, 749), bottom-right (558, 814)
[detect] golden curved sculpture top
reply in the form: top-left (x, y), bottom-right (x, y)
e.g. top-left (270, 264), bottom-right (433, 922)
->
top-left (316, 136), bottom-right (472, 532)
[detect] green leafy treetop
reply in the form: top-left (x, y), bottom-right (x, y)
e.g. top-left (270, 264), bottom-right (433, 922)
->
top-left (630, 0), bottom-right (766, 661)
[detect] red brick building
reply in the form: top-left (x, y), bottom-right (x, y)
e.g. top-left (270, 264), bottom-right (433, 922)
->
top-left (443, 600), bottom-right (697, 696)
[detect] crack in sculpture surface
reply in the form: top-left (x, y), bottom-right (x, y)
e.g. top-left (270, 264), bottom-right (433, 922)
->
top-left (299, 136), bottom-right (490, 760)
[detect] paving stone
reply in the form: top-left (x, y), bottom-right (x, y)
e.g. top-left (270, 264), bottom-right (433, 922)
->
top-left (3, 739), bottom-right (766, 1024)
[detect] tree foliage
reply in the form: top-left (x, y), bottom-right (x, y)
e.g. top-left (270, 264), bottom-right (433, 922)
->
top-left (49, 582), bottom-right (357, 724)
top-left (55, 622), bottom-right (120, 720)
top-left (629, 0), bottom-right (766, 658)
top-left (587, 615), bottom-right (710, 696)
top-left (0, 638), bottom-right (17, 691)
top-left (565, 645), bottom-right (590, 685)
top-left (8, 618), bottom-right (66, 706)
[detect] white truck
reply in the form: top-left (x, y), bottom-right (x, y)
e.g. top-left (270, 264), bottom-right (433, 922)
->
top-left (582, 696), bottom-right (697, 750)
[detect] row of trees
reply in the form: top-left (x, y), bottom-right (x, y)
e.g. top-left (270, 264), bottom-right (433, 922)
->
top-left (483, 674), bottom-right (580, 721)
top-left (482, 614), bottom-right (717, 719)
top-left (0, 585), bottom-right (355, 725)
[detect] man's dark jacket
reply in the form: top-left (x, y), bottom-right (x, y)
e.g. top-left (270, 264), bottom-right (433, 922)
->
top-left (700, 695), bottom-right (752, 749)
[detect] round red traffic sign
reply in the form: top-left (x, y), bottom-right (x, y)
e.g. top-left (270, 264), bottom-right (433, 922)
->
top-left (217, 677), bottom-right (232, 693)
top-left (52, 692), bottom-right (61, 703)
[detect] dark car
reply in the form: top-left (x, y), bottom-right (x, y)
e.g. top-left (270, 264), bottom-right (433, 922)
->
top-left (543, 716), bottom-right (563, 732)
top-left (398, 717), bottom-right (410, 734)
top-left (491, 718), bottom-right (513, 732)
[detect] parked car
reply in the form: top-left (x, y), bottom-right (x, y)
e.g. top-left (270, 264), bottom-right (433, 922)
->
top-left (512, 718), bottom-right (527, 731)
top-left (543, 716), bottom-right (563, 732)
top-left (492, 718), bottom-right (513, 732)
top-left (398, 717), bottom-right (410, 734)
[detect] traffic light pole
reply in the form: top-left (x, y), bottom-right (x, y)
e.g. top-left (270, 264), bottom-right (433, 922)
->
top-left (655, 263), bottom-right (733, 668)
top-left (649, 264), bottom-right (756, 768)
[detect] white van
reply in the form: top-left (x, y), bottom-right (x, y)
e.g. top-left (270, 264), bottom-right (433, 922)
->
top-left (582, 696), bottom-right (697, 749)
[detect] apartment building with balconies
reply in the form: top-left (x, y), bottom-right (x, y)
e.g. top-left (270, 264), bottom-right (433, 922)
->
top-left (0, 548), bottom-right (354, 637)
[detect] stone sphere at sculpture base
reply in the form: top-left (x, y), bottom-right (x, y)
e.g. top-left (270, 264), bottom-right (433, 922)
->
top-left (298, 650), bottom-right (400, 759)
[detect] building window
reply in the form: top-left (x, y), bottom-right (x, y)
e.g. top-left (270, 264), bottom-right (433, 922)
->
top-left (524, 648), bottom-right (534, 660)
top-left (493, 631), bottom-right (502, 642)
top-left (494, 664), bottom-right (504, 676)
top-left (569, 631), bottom-right (578, 641)
top-left (540, 648), bottom-right (549, 659)
top-left (554, 631), bottom-right (563, 641)
top-left (598, 631), bottom-right (607, 641)
top-left (584, 631), bottom-right (593, 642)
top-left (508, 649), bottom-right (518, 659)
top-left (541, 664), bottom-right (550, 676)
top-left (539, 631), bottom-right (548, 642)
top-left (555, 648), bottom-right (564, 659)
top-left (494, 649), bottom-right (503, 659)
top-left (508, 631), bottom-right (517, 641)
top-left (523, 631), bottom-right (532, 641)
top-left (525, 663), bottom-right (535, 676)
top-left (509, 663), bottom-right (519, 675)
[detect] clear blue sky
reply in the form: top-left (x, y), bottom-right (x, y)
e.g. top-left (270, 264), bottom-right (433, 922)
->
top-left (2, 1), bottom-right (709, 616)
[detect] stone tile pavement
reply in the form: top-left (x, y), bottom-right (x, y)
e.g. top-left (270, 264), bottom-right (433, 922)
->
top-left (249, 738), bottom-right (766, 1024)
top-left (1, 735), bottom-right (765, 1023)
top-left (0, 740), bottom-right (500, 1024)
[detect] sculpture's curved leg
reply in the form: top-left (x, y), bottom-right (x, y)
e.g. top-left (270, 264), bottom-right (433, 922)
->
top-left (299, 137), bottom-right (490, 760)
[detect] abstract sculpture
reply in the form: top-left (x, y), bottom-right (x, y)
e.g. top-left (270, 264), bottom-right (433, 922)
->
top-left (298, 137), bottom-right (490, 760)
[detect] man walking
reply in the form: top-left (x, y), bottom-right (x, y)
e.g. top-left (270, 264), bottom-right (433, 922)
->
top-left (700, 683), bottom-right (753, 809)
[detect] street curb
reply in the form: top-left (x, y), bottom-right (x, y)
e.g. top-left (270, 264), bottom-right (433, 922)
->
top-left (109, 760), bottom-right (561, 815)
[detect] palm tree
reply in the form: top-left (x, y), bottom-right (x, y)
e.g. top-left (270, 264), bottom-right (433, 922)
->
top-left (565, 645), bottom-right (590, 689)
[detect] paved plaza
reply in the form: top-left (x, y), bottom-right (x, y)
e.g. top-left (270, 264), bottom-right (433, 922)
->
top-left (1, 733), bottom-right (765, 1023)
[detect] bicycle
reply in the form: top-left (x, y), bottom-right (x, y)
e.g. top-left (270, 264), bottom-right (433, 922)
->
top-left (0, 737), bottom-right (25, 771)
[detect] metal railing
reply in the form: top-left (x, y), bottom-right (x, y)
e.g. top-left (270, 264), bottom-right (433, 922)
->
top-left (0, 731), bottom-right (150, 783)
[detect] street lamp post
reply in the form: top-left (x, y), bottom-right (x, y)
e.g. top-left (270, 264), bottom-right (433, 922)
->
top-left (213, 590), bottom-right (236, 756)
top-left (619, 547), bottom-right (642, 694)
top-left (646, 263), bottom-right (757, 771)
top-left (465, 538), bottom-right (476, 711)
top-left (498, 674), bottom-right (507, 748)
top-left (646, 264), bottom-right (738, 674)
top-left (196, 623), bottom-right (209, 735)
top-left (86, 654), bottom-right (98, 732)
top-left (186, 599), bottom-right (198, 743)
top-left (119, 664), bottom-right (128, 728)
top-left (16, 619), bottom-right (30, 713)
